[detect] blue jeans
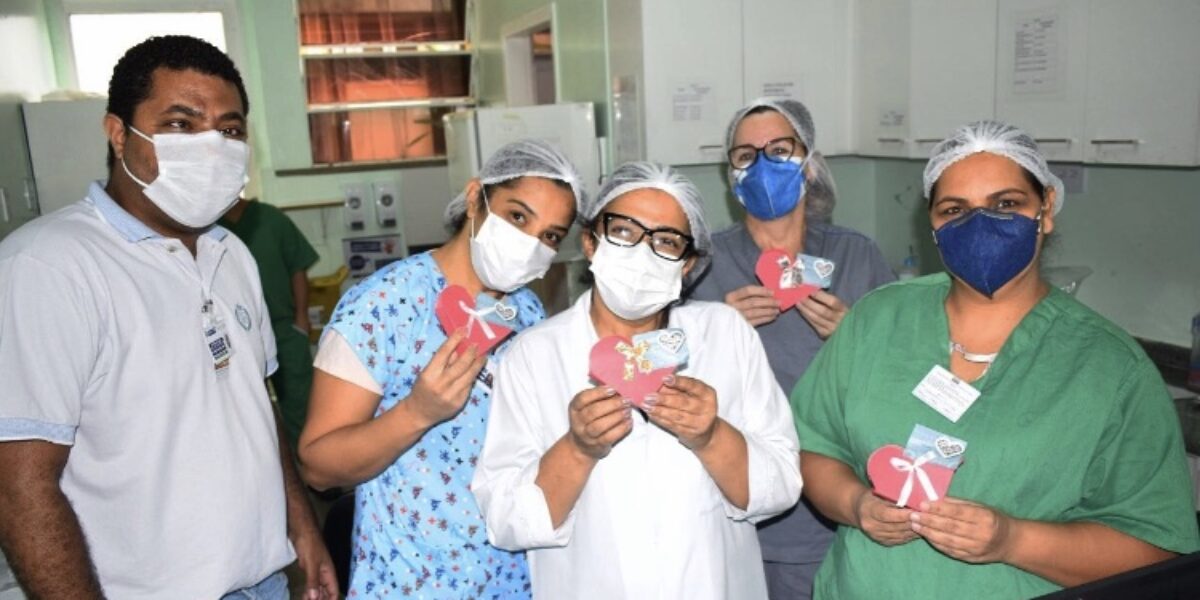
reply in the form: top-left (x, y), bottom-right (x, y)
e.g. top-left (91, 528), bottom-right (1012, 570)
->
top-left (221, 571), bottom-right (289, 600)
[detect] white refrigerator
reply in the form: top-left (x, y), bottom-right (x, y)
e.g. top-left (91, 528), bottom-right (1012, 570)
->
top-left (21, 99), bottom-right (110, 216)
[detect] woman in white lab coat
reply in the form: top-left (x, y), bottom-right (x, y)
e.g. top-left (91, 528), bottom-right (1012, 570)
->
top-left (472, 161), bottom-right (802, 599)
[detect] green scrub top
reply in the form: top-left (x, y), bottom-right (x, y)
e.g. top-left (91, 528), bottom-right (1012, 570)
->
top-left (793, 273), bottom-right (1200, 599)
top-left (219, 201), bottom-right (318, 328)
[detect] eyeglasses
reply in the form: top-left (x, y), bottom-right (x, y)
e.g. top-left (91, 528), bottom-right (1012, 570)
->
top-left (597, 212), bottom-right (694, 261)
top-left (727, 136), bottom-right (801, 170)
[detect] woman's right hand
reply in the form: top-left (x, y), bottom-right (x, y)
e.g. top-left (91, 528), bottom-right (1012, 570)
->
top-left (567, 386), bottom-right (633, 460)
top-left (407, 329), bottom-right (489, 427)
top-left (853, 488), bottom-right (919, 546)
top-left (725, 285), bottom-right (782, 327)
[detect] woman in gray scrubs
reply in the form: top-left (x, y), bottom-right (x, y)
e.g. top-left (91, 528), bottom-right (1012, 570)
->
top-left (689, 98), bottom-right (895, 599)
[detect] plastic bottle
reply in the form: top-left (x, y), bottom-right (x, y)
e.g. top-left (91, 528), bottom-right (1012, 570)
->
top-left (898, 245), bottom-right (919, 280)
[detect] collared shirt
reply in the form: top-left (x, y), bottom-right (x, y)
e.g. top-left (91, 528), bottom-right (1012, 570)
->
top-left (472, 292), bottom-right (802, 600)
top-left (690, 220), bottom-right (894, 563)
top-left (794, 273), bottom-right (1200, 598)
top-left (0, 182), bottom-right (293, 599)
top-left (323, 251), bottom-right (542, 599)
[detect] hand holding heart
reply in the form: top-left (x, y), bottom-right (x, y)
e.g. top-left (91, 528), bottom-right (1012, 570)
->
top-left (910, 497), bottom-right (1018, 564)
top-left (853, 487), bottom-right (919, 547)
top-left (645, 375), bottom-right (720, 451)
top-left (724, 285), bottom-right (782, 327)
top-left (797, 290), bottom-right (848, 339)
top-left (567, 385), bottom-right (633, 460)
top-left (407, 328), bottom-right (488, 427)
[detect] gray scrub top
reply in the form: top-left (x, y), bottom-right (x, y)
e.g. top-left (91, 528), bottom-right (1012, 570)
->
top-left (689, 220), bottom-right (895, 564)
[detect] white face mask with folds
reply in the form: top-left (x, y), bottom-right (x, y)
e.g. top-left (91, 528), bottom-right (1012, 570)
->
top-left (469, 193), bottom-right (556, 293)
top-left (121, 125), bottom-right (250, 228)
top-left (588, 236), bottom-right (685, 320)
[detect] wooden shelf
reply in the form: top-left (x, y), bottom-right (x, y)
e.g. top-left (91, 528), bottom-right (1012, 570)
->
top-left (300, 41), bottom-right (471, 59)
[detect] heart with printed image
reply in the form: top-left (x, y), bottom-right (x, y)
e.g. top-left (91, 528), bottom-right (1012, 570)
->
top-left (435, 285), bottom-right (516, 355)
top-left (588, 328), bottom-right (689, 408)
top-left (866, 444), bottom-right (957, 509)
top-left (755, 248), bottom-right (820, 310)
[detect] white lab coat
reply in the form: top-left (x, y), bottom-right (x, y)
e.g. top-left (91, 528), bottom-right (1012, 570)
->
top-left (472, 292), bottom-right (802, 599)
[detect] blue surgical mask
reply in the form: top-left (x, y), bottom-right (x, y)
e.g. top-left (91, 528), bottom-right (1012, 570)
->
top-left (733, 155), bottom-right (806, 221)
top-left (934, 208), bottom-right (1042, 298)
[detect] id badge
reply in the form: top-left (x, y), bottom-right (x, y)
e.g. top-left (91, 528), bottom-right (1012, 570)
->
top-left (912, 365), bottom-right (980, 423)
top-left (205, 319), bottom-right (234, 373)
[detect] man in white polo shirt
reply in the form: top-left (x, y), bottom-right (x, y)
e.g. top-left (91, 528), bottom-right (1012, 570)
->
top-left (0, 36), bottom-right (336, 599)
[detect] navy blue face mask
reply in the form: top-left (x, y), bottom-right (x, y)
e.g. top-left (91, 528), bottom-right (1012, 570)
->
top-left (733, 156), bottom-right (807, 221)
top-left (934, 208), bottom-right (1042, 298)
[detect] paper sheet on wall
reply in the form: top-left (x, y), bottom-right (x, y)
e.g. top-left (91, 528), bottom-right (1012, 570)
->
top-left (759, 77), bottom-right (804, 100)
top-left (1011, 10), bottom-right (1063, 94)
top-left (671, 82), bottom-right (715, 122)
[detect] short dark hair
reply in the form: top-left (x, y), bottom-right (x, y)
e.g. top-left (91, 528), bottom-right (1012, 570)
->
top-left (105, 35), bottom-right (249, 169)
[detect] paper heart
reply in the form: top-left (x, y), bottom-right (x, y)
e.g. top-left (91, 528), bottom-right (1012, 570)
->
top-left (435, 285), bottom-right (515, 355)
top-left (494, 300), bottom-right (518, 322)
top-left (589, 335), bottom-right (677, 408)
top-left (866, 445), bottom-right (957, 509)
top-left (812, 258), bottom-right (836, 283)
top-left (756, 248), bottom-right (819, 310)
top-left (657, 330), bottom-right (685, 355)
top-left (935, 437), bottom-right (965, 458)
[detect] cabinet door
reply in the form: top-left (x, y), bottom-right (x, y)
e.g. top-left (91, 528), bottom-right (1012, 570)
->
top-left (743, 0), bottom-right (853, 155)
top-left (1084, 0), bottom-right (1200, 165)
top-left (907, 0), bottom-right (998, 159)
top-left (853, 0), bottom-right (911, 157)
top-left (640, 0), bottom-right (744, 165)
top-left (995, 0), bottom-right (1088, 162)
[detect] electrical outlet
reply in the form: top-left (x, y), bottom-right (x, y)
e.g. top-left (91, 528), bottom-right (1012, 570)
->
top-left (341, 183), bottom-right (370, 231)
top-left (373, 181), bottom-right (399, 228)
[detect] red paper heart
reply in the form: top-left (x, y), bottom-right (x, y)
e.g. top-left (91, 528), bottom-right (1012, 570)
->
top-left (588, 335), bottom-right (677, 408)
top-left (755, 248), bottom-right (819, 310)
top-left (435, 285), bottom-right (514, 355)
top-left (866, 445), bottom-right (956, 509)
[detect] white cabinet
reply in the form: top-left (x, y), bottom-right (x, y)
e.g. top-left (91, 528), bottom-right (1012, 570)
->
top-left (742, 0), bottom-right (853, 155)
top-left (995, 0), bottom-right (1089, 162)
top-left (854, 0), bottom-right (997, 159)
top-left (608, 0), bottom-right (744, 166)
top-left (853, 0), bottom-right (912, 158)
top-left (1083, 0), bottom-right (1200, 166)
top-left (907, 0), bottom-right (998, 158)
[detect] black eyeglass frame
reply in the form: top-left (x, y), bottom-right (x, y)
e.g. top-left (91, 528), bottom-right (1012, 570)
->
top-left (727, 136), bottom-right (804, 170)
top-left (595, 212), bottom-right (696, 262)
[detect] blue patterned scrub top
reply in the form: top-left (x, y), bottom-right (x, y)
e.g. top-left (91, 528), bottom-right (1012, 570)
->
top-left (327, 252), bottom-right (543, 599)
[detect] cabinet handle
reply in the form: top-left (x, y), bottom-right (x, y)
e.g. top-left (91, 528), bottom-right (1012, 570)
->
top-left (698, 144), bottom-right (724, 150)
top-left (876, 137), bottom-right (906, 143)
top-left (1034, 138), bottom-right (1074, 144)
top-left (913, 138), bottom-right (942, 144)
top-left (0, 189), bottom-right (9, 223)
top-left (1089, 139), bottom-right (1141, 145)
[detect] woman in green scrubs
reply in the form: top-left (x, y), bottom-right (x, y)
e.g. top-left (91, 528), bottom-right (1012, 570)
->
top-left (793, 120), bottom-right (1200, 598)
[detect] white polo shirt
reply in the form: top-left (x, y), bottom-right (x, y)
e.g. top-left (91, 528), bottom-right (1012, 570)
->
top-left (0, 182), bottom-right (294, 598)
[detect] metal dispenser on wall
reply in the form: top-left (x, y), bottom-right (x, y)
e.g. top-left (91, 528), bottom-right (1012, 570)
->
top-left (373, 181), bottom-right (399, 228)
top-left (342, 182), bottom-right (369, 231)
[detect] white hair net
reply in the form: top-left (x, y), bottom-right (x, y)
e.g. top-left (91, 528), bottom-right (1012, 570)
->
top-left (443, 138), bottom-right (585, 231)
top-left (583, 161), bottom-right (711, 285)
top-left (923, 120), bottom-right (1065, 214)
top-left (724, 97), bottom-right (835, 222)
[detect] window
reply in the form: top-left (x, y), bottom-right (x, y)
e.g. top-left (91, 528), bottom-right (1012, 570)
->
top-left (68, 12), bottom-right (228, 95)
top-left (298, 0), bottom-right (474, 165)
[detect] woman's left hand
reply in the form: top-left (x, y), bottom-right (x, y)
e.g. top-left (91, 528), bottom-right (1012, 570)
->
top-left (645, 375), bottom-right (720, 450)
top-left (910, 496), bottom-right (1018, 564)
top-left (797, 290), bottom-right (848, 339)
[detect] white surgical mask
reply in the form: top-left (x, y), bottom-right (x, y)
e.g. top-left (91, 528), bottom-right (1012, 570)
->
top-left (589, 237), bottom-right (684, 320)
top-left (121, 125), bottom-right (249, 228)
top-left (469, 195), bottom-right (556, 292)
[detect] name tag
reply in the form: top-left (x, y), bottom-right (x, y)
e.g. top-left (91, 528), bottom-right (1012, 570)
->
top-left (476, 359), bottom-right (496, 390)
top-left (205, 320), bottom-right (234, 373)
top-left (912, 365), bottom-right (980, 423)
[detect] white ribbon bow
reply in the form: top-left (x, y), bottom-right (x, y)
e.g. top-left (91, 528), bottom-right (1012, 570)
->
top-left (459, 301), bottom-right (498, 340)
top-left (890, 450), bottom-right (939, 507)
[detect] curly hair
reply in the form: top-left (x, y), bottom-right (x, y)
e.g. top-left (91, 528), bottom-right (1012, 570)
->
top-left (105, 35), bottom-right (249, 169)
